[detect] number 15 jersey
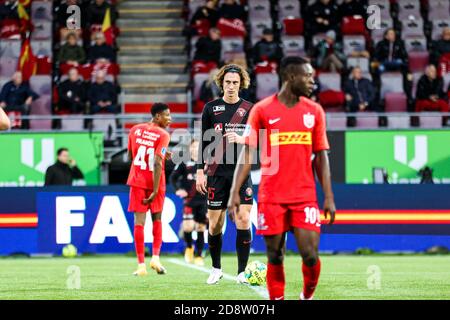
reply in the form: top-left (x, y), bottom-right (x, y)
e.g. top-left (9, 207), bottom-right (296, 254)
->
top-left (127, 122), bottom-right (170, 191)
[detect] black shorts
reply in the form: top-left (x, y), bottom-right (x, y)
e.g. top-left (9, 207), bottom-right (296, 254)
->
top-left (183, 202), bottom-right (208, 224)
top-left (206, 175), bottom-right (253, 210)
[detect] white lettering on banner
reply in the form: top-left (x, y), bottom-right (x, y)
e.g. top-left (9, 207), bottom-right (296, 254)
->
top-left (144, 198), bottom-right (178, 243)
top-left (89, 196), bottom-right (133, 244)
top-left (56, 196), bottom-right (85, 244)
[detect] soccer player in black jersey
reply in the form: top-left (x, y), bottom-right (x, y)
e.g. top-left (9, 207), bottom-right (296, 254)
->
top-left (196, 64), bottom-right (254, 285)
top-left (170, 140), bottom-right (208, 266)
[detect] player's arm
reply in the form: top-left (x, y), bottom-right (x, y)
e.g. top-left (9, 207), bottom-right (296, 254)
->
top-left (313, 150), bottom-right (335, 225)
top-left (196, 106), bottom-right (210, 195)
top-left (0, 108), bottom-right (10, 131)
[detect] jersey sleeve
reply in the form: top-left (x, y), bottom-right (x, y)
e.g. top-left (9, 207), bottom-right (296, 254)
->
top-left (312, 106), bottom-right (330, 152)
top-left (155, 131), bottom-right (170, 159)
top-left (244, 104), bottom-right (263, 148)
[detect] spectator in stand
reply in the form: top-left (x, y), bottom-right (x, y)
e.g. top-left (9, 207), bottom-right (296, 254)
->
top-left (344, 66), bottom-right (375, 112)
top-left (88, 70), bottom-right (118, 114)
top-left (430, 27), bottom-right (450, 66)
top-left (338, 0), bottom-right (366, 19)
top-left (199, 69), bottom-right (221, 103)
top-left (415, 64), bottom-right (448, 113)
top-left (194, 28), bottom-right (222, 65)
top-left (313, 30), bottom-right (346, 72)
top-left (0, 71), bottom-right (39, 121)
top-left (0, 0), bottom-right (19, 21)
top-left (308, 0), bottom-right (339, 36)
top-left (218, 0), bottom-right (245, 21)
top-left (374, 28), bottom-right (408, 74)
top-left (58, 68), bottom-right (87, 114)
top-left (44, 148), bottom-right (84, 186)
top-left (191, 0), bottom-right (219, 27)
top-left (58, 32), bottom-right (86, 66)
top-left (57, 0), bottom-right (85, 41)
top-left (252, 28), bottom-right (284, 64)
top-left (88, 32), bottom-right (116, 63)
top-left (86, 0), bottom-right (117, 27)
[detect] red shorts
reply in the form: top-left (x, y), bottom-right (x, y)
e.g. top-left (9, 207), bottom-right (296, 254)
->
top-left (128, 186), bottom-right (165, 214)
top-left (256, 202), bottom-right (321, 235)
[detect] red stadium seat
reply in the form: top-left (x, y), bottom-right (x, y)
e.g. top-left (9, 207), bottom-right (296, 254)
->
top-left (217, 18), bottom-right (246, 38)
top-left (341, 16), bottom-right (366, 35)
top-left (192, 19), bottom-right (210, 37)
top-left (191, 60), bottom-right (217, 76)
top-left (318, 90), bottom-right (345, 110)
top-left (0, 19), bottom-right (21, 39)
top-left (282, 18), bottom-right (304, 36)
top-left (385, 92), bottom-right (408, 112)
top-left (254, 61), bottom-right (277, 74)
top-left (408, 51), bottom-right (429, 73)
top-left (36, 56), bottom-right (52, 75)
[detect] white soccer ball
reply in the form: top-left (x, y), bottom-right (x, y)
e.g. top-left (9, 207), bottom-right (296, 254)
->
top-left (244, 261), bottom-right (267, 286)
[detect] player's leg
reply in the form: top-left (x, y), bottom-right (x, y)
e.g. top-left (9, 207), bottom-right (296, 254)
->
top-left (183, 207), bottom-right (195, 263)
top-left (149, 191), bottom-right (167, 274)
top-left (264, 233), bottom-right (287, 300)
top-left (128, 186), bottom-right (149, 276)
top-left (293, 228), bottom-right (321, 300)
top-left (234, 177), bottom-right (254, 282)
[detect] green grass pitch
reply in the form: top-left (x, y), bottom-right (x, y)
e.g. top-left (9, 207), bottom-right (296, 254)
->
top-left (0, 254), bottom-right (449, 300)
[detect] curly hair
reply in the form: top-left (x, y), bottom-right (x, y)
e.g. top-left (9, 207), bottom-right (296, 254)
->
top-left (214, 64), bottom-right (251, 92)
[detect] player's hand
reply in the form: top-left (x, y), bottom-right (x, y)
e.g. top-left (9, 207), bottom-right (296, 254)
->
top-left (224, 132), bottom-right (244, 144)
top-left (69, 159), bottom-right (76, 167)
top-left (142, 192), bottom-right (157, 205)
top-left (227, 191), bottom-right (240, 223)
top-left (196, 170), bottom-right (207, 195)
top-left (175, 189), bottom-right (188, 198)
top-left (323, 197), bottom-right (336, 225)
top-left (165, 150), bottom-right (173, 161)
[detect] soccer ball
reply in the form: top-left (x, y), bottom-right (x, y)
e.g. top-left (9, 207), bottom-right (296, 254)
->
top-left (244, 261), bottom-right (267, 286)
top-left (62, 244), bottom-right (78, 258)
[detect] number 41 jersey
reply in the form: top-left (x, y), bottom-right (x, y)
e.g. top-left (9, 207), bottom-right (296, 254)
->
top-left (127, 122), bottom-right (170, 190)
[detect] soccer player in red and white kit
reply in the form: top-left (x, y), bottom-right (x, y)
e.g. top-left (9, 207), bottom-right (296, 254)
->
top-left (228, 57), bottom-right (336, 300)
top-left (127, 103), bottom-right (172, 276)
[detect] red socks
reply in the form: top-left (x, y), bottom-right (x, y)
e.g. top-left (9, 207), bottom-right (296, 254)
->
top-left (302, 259), bottom-right (321, 299)
top-left (267, 263), bottom-right (285, 300)
top-left (134, 225), bottom-right (145, 264)
top-left (152, 220), bottom-right (162, 256)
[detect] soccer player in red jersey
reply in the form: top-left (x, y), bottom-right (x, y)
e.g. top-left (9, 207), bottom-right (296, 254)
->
top-left (228, 57), bottom-right (336, 300)
top-left (127, 103), bottom-right (172, 276)
top-left (0, 108), bottom-right (10, 130)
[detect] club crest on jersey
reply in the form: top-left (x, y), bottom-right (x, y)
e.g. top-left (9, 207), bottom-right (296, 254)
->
top-left (245, 187), bottom-right (253, 197)
top-left (213, 105), bottom-right (226, 112)
top-left (303, 112), bottom-right (315, 129)
top-left (135, 129), bottom-right (142, 136)
top-left (236, 107), bottom-right (247, 117)
top-left (214, 123), bottom-right (223, 132)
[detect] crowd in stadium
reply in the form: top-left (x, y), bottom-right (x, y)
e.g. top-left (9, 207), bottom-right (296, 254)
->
top-left (1, 0), bottom-right (450, 130)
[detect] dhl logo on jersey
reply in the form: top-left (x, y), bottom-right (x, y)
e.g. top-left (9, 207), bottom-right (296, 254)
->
top-left (269, 131), bottom-right (312, 146)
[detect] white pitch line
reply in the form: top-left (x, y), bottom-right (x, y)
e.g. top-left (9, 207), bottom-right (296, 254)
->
top-left (167, 258), bottom-right (269, 300)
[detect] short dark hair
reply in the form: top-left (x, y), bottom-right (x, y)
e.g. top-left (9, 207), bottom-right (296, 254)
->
top-left (151, 103), bottom-right (169, 116)
top-left (57, 148), bottom-right (68, 156)
top-left (279, 56), bottom-right (309, 82)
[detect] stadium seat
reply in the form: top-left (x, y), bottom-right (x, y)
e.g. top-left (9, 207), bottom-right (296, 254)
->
top-left (31, 1), bottom-right (53, 22)
top-left (326, 114), bottom-right (347, 129)
top-left (31, 40), bottom-right (52, 58)
top-left (404, 36), bottom-right (427, 52)
top-left (29, 75), bottom-right (52, 95)
top-left (36, 56), bottom-right (52, 75)
top-left (401, 18), bottom-right (424, 39)
top-left (281, 36), bottom-right (305, 57)
top-left (318, 72), bottom-right (341, 91)
top-left (385, 92), bottom-right (408, 112)
top-left (355, 112), bottom-right (379, 128)
top-left (278, 0), bottom-right (301, 19)
top-left (221, 37), bottom-right (244, 59)
top-left (343, 35), bottom-right (366, 56)
top-left (347, 57), bottom-right (370, 73)
top-left (380, 72), bottom-right (403, 99)
top-left (0, 39), bottom-right (21, 59)
top-left (61, 117), bottom-right (84, 131)
top-left (217, 18), bottom-right (246, 37)
top-left (419, 114), bottom-right (443, 128)
top-left (408, 51), bottom-right (429, 73)
top-left (368, 0), bottom-right (390, 18)
top-left (387, 115), bottom-right (410, 128)
top-left (256, 73), bottom-right (278, 101)
top-left (282, 18), bottom-right (304, 36)
top-left (398, 0), bottom-right (421, 20)
top-left (250, 19), bottom-right (273, 38)
top-left (432, 20), bottom-right (450, 40)
top-left (428, 0), bottom-right (450, 20)
top-left (0, 57), bottom-right (18, 78)
top-left (31, 20), bottom-right (52, 40)
top-left (193, 73), bottom-right (209, 100)
top-left (341, 16), bottom-right (366, 35)
top-left (318, 90), bottom-right (345, 110)
top-left (248, 0), bottom-right (271, 20)
top-left (30, 95), bottom-right (52, 131)
top-left (191, 19), bottom-right (210, 37)
top-left (93, 118), bottom-right (118, 141)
